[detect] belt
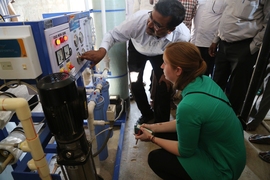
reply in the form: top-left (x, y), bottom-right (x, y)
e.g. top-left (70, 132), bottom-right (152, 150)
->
top-left (221, 38), bottom-right (252, 44)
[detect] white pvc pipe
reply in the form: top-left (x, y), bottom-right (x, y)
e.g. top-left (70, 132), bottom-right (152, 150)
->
top-left (0, 98), bottom-right (51, 180)
top-left (100, 0), bottom-right (111, 72)
top-left (103, 54), bottom-right (110, 72)
top-left (102, 67), bottom-right (109, 78)
top-left (100, 0), bottom-right (107, 36)
top-left (84, 0), bottom-right (90, 11)
top-left (86, 88), bottom-right (95, 94)
top-left (87, 100), bottom-right (101, 173)
top-left (93, 68), bottom-right (109, 79)
top-left (82, 67), bottom-right (92, 86)
top-left (87, 101), bottom-right (96, 142)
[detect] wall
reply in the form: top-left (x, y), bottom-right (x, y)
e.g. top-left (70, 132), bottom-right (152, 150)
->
top-left (12, 0), bottom-right (87, 21)
top-left (11, 0), bottom-right (136, 21)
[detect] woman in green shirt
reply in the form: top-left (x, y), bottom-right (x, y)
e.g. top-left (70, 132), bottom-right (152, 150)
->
top-left (135, 42), bottom-right (246, 180)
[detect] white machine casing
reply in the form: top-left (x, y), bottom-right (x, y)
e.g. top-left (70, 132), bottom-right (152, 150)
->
top-left (0, 25), bottom-right (42, 79)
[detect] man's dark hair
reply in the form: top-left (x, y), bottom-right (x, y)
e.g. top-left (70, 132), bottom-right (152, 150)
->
top-left (154, 0), bottom-right (185, 29)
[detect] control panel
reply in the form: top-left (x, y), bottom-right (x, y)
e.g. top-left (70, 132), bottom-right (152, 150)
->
top-left (44, 16), bottom-right (94, 76)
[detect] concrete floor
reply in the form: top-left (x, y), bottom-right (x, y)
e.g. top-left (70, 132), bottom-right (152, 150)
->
top-left (96, 62), bottom-right (163, 180)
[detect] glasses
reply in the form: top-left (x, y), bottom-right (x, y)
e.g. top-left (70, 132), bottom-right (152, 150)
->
top-left (148, 11), bottom-right (166, 31)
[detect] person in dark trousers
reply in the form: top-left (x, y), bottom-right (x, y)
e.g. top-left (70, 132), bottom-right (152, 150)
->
top-left (81, 0), bottom-right (190, 124)
top-left (135, 42), bottom-right (246, 180)
top-left (209, 1), bottom-right (270, 116)
top-left (190, 0), bottom-right (226, 77)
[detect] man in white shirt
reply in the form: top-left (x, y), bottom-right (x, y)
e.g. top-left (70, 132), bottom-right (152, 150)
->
top-left (209, 0), bottom-right (270, 118)
top-left (190, 0), bottom-right (225, 76)
top-left (81, 0), bottom-right (190, 124)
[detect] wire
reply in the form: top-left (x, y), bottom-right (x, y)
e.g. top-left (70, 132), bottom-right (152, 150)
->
top-left (0, 80), bottom-right (38, 93)
top-left (91, 126), bottom-right (113, 158)
top-left (0, 92), bottom-right (17, 98)
top-left (35, 118), bottom-right (46, 125)
top-left (114, 98), bottom-right (124, 121)
top-left (28, 101), bottom-right (40, 108)
top-left (0, 80), bottom-right (19, 90)
top-left (90, 126), bottom-right (113, 143)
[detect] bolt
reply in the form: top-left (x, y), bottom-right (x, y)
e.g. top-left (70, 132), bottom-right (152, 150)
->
top-left (66, 152), bottom-right (72, 158)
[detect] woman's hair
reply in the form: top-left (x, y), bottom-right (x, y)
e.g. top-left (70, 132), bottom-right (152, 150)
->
top-left (154, 0), bottom-right (185, 30)
top-left (164, 42), bottom-right (207, 90)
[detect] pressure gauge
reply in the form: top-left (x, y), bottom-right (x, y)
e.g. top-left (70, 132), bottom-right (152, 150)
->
top-left (79, 32), bottom-right (84, 44)
top-left (55, 48), bottom-right (64, 65)
top-left (74, 34), bottom-right (78, 47)
top-left (63, 45), bottom-right (71, 59)
top-left (81, 48), bottom-right (85, 54)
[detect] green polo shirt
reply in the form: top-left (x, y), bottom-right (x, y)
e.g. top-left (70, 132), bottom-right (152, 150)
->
top-left (176, 76), bottom-right (246, 180)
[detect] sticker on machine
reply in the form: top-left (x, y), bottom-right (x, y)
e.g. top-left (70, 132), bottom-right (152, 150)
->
top-left (0, 39), bottom-right (27, 57)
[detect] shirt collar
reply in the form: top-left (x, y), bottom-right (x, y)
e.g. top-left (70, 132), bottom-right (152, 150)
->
top-left (154, 32), bottom-right (173, 41)
top-left (166, 32), bottom-right (173, 41)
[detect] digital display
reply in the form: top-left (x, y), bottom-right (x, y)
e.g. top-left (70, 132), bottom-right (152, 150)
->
top-left (55, 48), bottom-right (64, 65)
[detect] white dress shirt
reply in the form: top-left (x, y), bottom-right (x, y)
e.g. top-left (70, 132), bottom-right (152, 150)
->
top-left (100, 10), bottom-right (190, 56)
top-left (214, 0), bottom-right (270, 54)
top-left (190, 0), bottom-right (225, 47)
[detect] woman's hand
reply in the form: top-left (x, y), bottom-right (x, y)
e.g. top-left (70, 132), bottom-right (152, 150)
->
top-left (134, 126), bottom-right (153, 142)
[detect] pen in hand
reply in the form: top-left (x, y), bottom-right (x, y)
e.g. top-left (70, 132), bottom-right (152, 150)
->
top-left (135, 130), bottom-right (142, 145)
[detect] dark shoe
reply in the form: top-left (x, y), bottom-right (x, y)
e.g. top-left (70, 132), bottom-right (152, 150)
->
top-left (137, 114), bottom-right (154, 124)
top-left (249, 134), bottom-right (270, 145)
top-left (130, 92), bottom-right (134, 101)
top-left (259, 151), bottom-right (270, 163)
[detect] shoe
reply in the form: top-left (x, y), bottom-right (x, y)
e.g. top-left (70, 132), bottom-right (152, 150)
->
top-left (129, 92), bottom-right (134, 101)
top-left (137, 113), bottom-right (154, 124)
top-left (249, 134), bottom-right (270, 145)
top-left (259, 151), bottom-right (270, 163)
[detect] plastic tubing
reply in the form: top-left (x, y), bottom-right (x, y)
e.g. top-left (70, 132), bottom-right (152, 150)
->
top-left (0, 98), bottom-right (51, 180)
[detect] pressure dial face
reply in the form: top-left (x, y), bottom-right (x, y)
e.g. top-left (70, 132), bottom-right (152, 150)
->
top-left (55, 48), bottom-right (64, 65)
top-left (74, 34), bottom-right (79, 47)
top-left (63, 45), bottom-right (71, 59)
top-left (79, 32), bottom-right (84, 44)
top-left (81, 48), bottom-right (85, 54)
